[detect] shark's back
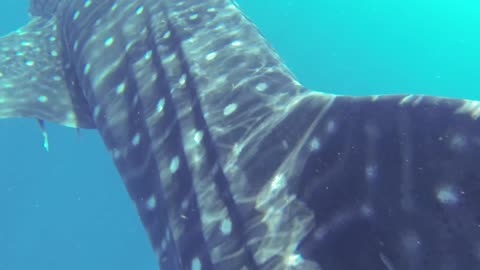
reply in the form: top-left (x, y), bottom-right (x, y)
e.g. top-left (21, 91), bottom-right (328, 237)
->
top-left (1, 0), bottom-right (480, 269)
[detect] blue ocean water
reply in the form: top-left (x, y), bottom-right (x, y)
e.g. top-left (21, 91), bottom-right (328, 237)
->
top-left (0, 1), bottom-right (478, 270)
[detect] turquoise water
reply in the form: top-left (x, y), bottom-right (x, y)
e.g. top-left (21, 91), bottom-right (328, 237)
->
top-left (238, 0), bottom-right (480, 98)
top-left (0, 1), bottom-right (478, 270)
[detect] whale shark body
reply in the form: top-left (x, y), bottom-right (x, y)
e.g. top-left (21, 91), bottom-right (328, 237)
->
top-left (2, 0), bottom-right (480, 269)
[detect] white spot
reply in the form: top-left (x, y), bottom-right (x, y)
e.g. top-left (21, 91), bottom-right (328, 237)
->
top-left (309, 137), bottom-right (321, 151)
top-left (189, 14), bottom-right (199, 20)
top-left (365, 164), bottom-right (378, 180)
top-left (84, 0), bottom-right (92, 7)
top-left (73, 11), bottom-right (80, 20)
top-left (160, 239), bottom-right (167, 251)
top-left (132, 133), bottom-right (141, 146)
top-left (223, 103), bottom-right (237, 116)
top-left (360, 204), bottom-right (374, 217)
top-left (37, 96), bottom-right (48, 103)
top-left (214, 24), bottom-right (226, 31)
top-left (181, 199), bottom-right (189, 210)
top-left (256, 82), bottom-right (268, 92)
top-left (144, 50), bottom-right (152, 61)
top-left (178, 74), bottom-right (187, 86)
top-left (104, 36), bottom-right (114, 47)
top-left (93, 106), bottom-right (101, 119)
top-left (52, 75), bottom-right (62, 81)
top-left (73, 40), bottom-right (79, 51)
top-left (25, 60), bottom-right (35, 66)
top-left (156, 98), bottom-right (165, 113)
top-left (282, 140), bottom-right (289, 149)
top-left (193, 130), bottom-right (204, 144)
top-left (191, 257), bottom-right (201, 270)
top-left (146, 195), bottom-right (156, 210)
top-left (2, 82), bottom-right (13, 88)
top-left (436, 185), bottom-right (459, 205)
top-left (163, 31), bottom-right (171, 39)
top-left (50, 50), bottom-right (58, 57)
top-left (112, 148), bottom-right (121, 159)
top-left (21, 41), bottom-right (32, 47)
top-left (136, 5), bottom-right (144, 15)
top-left (83, 63), bottom-right (91, 74)
top-left (205, 52), bottom-right (217, 61)
top-left (169, 156), bottom-right (180, 173)
top-left (116, 82), bottom-right (126, 94)
top-left (220, 219), bottom-right (232, 235)
top-left (231, 40), bottom-right (242, 47)
top-left (163, 53), bottom-right (176, 63)
top-left (327, 120), bottom-right (336, 133)
top-left (65, 112), bottom-right (76, 122)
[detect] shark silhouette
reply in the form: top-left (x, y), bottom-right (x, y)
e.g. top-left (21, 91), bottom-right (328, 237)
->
top-left (1, 0), bottom-right (480, 269)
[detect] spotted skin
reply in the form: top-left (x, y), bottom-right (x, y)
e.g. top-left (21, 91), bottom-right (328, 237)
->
top-left (1, 0), bottom-right (480, 269)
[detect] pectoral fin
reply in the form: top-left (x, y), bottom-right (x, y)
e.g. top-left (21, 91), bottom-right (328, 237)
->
top-left (0, 17), bottom-right (94, 128)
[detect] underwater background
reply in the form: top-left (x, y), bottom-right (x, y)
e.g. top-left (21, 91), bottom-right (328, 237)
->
top-left (0, 0), bottom-right (478, 269)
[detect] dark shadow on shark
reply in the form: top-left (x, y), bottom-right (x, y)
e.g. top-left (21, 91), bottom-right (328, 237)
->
top-left (1, 0), bottom-right (480, 269)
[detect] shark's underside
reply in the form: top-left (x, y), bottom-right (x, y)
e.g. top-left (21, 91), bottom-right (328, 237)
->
top-left (1, 0), bottom-right (480, 269)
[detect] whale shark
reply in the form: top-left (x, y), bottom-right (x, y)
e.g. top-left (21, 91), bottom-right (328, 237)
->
top-left (2, 0), bottom-right (480, 269)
